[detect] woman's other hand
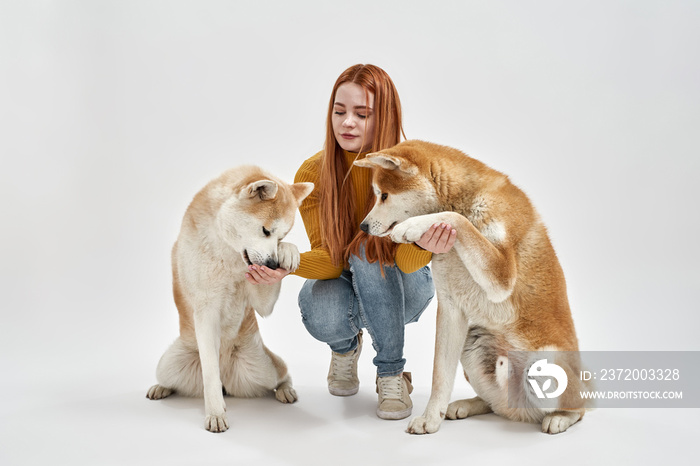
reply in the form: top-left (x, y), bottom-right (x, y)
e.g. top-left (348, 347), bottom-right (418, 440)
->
top-left (414, 223), bottom-right (456, 254)
top-left (245, 265), bottom-right (290, 285)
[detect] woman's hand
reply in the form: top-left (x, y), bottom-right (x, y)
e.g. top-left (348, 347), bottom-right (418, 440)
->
top-left (245, 265), bottom-right (291, 285)
top-left (414, 223), bottom-right (457, 254)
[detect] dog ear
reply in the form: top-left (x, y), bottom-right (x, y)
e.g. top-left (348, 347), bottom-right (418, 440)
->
top-left (354, 153), bottom-right (417, 175)
top-left (290, 182), bottom-right (314, 205)
top-left (242, 179), bottom-right (278, 200)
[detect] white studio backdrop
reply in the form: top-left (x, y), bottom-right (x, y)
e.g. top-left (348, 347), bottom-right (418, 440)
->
top-left (1, 1), bottom-right (699, 465)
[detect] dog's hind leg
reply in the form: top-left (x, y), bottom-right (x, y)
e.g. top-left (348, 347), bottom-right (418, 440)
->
top-left (219, 307), bottom-right (296, 404)
top-left (540, 353), bottom-right (586, 434)
top-left (542, 409), bottom-right (584, 434)
top-left (445, 396), bottom-right (493, 420)
top-left (147, 337), bottom-right (203, 399)
top-left (264, 346), bottom-right (297, 404)
top-left (146, 384), bottom-right (174, 400)
top-left (538, 351), bottom-right (587, 434)
top-left (219, 341), bottom-right (298, 404)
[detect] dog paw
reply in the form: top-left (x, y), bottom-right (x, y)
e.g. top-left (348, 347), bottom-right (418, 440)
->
top-left (204, 396), bottom-right (228, 432)
top-left (445, 397), bottom-right (492, 420)
top-left (275, 383), bottom-right (298, 404)
top-left (277, 242), bottom-right (300, 272)
top-left (445, 400), bottom-right (470, 420)
top-left (146, 384), bottom-right (173, 400)
top-left (391, 218), bottom-right (432, 244)
top-left (205, 413), bottom-right (229, 433)
top-left (541, 413), bottom-right (575, 434)
top-left (406, 415), bottom-right (441, 435)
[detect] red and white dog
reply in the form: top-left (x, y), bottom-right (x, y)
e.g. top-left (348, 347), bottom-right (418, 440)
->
top-left (356, 140), bottom-right (586, 434)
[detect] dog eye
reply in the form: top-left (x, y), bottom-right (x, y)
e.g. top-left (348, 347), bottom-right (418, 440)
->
top-left (262, 227), bottom-right (271, 237)
top-left (381, 193), bottom-right (388, 202)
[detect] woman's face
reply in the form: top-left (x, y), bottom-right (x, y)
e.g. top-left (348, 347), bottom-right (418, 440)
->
top-left (332, 82), bottom-right (376, 153)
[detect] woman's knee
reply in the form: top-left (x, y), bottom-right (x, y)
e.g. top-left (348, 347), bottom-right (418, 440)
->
top-left (300, 305), bottom-right (357, 344)
top-left (298, 279), bottom-right (358, 344)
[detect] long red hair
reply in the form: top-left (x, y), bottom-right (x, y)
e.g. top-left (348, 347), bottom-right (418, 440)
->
top-left (318, 64), bottom-right (406, 269)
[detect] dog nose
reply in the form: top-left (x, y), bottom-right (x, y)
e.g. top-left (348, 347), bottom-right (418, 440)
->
top-left (360, 223), bottom-right (369, 233)
top-left (265, 259), bottom-right (279, 270)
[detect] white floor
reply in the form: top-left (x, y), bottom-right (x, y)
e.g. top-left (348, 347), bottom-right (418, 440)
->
top-left (1, 376), bottom-right (695, 465)
top-left (1, 289), bottom-right (697, 466)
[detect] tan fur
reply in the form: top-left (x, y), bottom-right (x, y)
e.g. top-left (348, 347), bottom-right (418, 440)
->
top-left (355, 140), bottom-right (586, 434)
top-left (146, 166), bottom-right (313, 432)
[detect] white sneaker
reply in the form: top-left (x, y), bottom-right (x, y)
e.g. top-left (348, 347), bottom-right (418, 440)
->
top-left (376, 372), bottom-right (413, 420)
top-left (327, 331), bottom-right (363, 396)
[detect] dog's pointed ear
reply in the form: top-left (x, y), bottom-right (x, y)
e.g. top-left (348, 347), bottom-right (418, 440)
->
top-left (354, 153), bottom-right (417, 175)
top-left (291, 182), bottom-right (314, 205)
top-left (242, 179), bottom-right (278, 201)
top-left (353, 153), bottom-right (400, 170)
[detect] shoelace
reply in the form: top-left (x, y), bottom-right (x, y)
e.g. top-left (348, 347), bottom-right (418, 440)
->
top-left (330, 351), bottom-right (356, 382)
top-left (377, 375), bottom-right (403, 400)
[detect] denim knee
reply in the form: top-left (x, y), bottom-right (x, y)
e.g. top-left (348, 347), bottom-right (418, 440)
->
top-left (298, 279), bottom-right (359, 345)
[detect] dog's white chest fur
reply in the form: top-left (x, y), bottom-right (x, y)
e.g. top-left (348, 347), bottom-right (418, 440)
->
top-left (432, 250), bottom-right (515, 326)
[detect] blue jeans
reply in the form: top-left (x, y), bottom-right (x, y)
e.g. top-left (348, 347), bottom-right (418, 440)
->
top-left (298, 250), bottom-right (434, 377)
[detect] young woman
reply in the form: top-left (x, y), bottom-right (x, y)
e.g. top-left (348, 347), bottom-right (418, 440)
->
top-left (246, 64), bottom-right (456, 420)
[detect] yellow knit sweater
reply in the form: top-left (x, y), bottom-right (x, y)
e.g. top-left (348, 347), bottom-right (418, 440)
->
top-left (292, 150), bottom-right (432, 280)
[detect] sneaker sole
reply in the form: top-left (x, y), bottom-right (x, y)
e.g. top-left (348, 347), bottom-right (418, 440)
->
top-left (328, 386), bottom-right (359, 396)
top-left (376, 407), bottom-right (412, 420)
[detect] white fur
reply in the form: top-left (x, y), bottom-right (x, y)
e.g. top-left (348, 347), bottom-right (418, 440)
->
top-left (482, 220), bottom-right (506, 244)
top-left (146, 167), bottom-right (313, 432)
top-left (392, 212), bottom-right (516, 303)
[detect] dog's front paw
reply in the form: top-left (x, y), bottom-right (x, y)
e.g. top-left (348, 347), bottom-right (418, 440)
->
top-left (205, 413), bottom-right (229, 433)
top-left (391, 218), bottom-right (432, 244)
top-left (406, 415), bottom-right (442, 435)
top-left (204, 396), bottom-right (228, 433)
top-left (277, 242), bottom-right (300, 272)
top-left (275, 382), bottom-right (298, 404)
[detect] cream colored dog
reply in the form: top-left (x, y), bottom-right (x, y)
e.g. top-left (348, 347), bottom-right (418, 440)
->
top-left (355, 140), bottom-right (586, 435)
top-left (147, 166), bottom-right (313, 433)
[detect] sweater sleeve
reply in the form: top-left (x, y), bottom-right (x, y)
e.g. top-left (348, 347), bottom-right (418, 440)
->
top-left (395, 243), bottom-right (433, 274)
top-left (291, 154), bottom-right (344, 280)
